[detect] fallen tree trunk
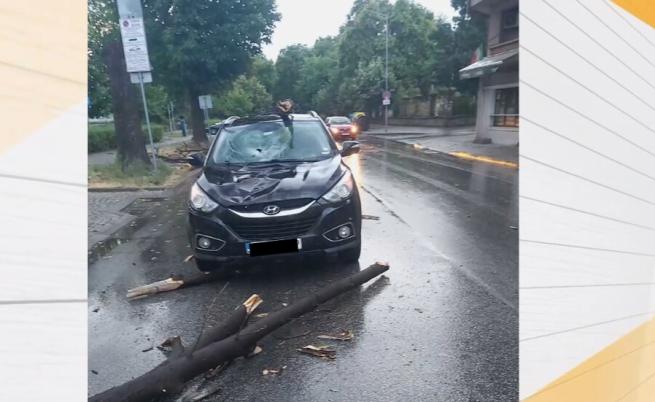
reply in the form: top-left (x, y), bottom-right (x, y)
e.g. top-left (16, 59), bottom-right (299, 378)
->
top-left (90, 262), bottom-right (389, 402)
top-left (193, 294), bottom-right (262, 352)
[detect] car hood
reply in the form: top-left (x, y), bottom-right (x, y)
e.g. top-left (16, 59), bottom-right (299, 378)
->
top-left (198, 156), bottom-right (346, 206)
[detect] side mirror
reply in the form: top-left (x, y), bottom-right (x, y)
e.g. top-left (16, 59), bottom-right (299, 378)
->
top-left (188, 152), bottom-right (205, 167)
top-left (340, 141), bottom-right (360, 157)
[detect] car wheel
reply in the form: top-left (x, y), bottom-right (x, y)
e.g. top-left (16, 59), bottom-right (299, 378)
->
top-left (339, 241), bottom-right (361, 263)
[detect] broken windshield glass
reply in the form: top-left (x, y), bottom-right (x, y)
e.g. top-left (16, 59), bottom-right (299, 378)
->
top-left (209, 121), bottom-right (335, 165)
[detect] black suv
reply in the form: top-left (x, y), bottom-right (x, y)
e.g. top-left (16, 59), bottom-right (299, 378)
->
top-left (187, 112), bottom-right (362, 272)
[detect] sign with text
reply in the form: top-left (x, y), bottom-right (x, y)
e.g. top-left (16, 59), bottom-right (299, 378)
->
top-left (117, 0), bottom-right (151, 73)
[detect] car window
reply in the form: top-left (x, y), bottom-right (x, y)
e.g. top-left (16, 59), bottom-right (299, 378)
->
top-left (328, 117), bottom-right (350, 124)
top-left (209, 120), bottom-right (335, 164)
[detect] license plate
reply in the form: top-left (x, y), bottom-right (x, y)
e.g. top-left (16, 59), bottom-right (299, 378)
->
top-left (245, 238), bottom-right (302, 256)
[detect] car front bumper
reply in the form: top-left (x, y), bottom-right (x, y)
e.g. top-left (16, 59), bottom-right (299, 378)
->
top-left (187, 194), bottom-right (361, 264)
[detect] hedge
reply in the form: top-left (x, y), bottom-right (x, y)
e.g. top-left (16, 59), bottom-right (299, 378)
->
top-left (89, 123), bottom-right (164, 153)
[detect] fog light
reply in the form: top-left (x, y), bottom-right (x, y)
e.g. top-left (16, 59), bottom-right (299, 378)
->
top-left (198, 237), bottom-right (212, 249)
top-left (338, 225), bottom-right (352, 239)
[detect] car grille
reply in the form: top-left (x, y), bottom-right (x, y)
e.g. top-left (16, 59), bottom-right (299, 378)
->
top-left (229, 198), bottom-right (314, 213)
top-left (226, 215), bottom-right (318, 241)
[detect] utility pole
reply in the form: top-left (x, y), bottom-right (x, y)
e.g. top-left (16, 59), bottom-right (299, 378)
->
top-left (384, 11), bottom-right (389, 133)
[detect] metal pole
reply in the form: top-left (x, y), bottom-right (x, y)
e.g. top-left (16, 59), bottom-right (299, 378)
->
top-left (385, 12), bottom-right (389, 133)
top-left (138, 72), bottom-right (158, 171)
top-left (168, 102), bottom-right (174, 133)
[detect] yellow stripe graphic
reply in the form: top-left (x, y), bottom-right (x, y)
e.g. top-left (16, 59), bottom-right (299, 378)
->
top-left (525, 317), bottom-right (655, 401)
top-left (613, 0), bottom-right (655, 28)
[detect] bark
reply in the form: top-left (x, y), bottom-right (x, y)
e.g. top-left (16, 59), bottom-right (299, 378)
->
top-left (188, 89), bottom-right (209, 147)
top-left (103, 40), bottom-right (150, 169)
top-left (89, 262), bottom-right (389, 402)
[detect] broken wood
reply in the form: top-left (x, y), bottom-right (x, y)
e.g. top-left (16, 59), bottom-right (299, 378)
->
top-left (298, 345), bottom-right (336, 360)
top-left (193, 294), bottom-right (262, 352)
top-left (126, 272), bottom-right (222, 300)
top-left (89, 262), bottom-right (389, 402)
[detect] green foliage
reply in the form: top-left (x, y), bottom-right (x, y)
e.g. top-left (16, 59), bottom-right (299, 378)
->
top-left (249, 56), bottom-right (277, 94)
top-left (268, 0), bottom-right (481, 116)
top-left (88, 124), bottom-right (116, 153)
top-left (143, 0), bottom-right (280, 98)
top-left (89, 123), bottom-right (164, 153)
top-left (215, 75), bottom-right (272, 117)
top-left (88, 0), bottom-right (118, 118)
top-left (144, 85), bottom-right (171, 124)
top-left (273, 44), bottom-right (312, 105)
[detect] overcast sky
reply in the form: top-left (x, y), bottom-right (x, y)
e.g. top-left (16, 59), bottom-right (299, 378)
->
top-left (262, 0), bottom-right (457, 60)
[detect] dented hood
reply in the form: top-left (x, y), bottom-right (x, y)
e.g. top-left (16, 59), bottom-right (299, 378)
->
top-left (197, 156), bottom-right (345, 206)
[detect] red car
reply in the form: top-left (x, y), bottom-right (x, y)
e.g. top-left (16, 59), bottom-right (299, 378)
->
top-left (326, 116), bottom-right (359, 141)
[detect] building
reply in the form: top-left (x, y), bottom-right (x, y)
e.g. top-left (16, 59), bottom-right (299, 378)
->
top-left (459, 0), bottom-right (519, 145)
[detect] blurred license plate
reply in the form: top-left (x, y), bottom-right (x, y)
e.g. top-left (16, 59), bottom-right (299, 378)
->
top-left (245, 238), bottom-right (302, 256)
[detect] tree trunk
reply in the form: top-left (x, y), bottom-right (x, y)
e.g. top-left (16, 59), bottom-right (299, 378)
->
top-left (103, 40), bottom-right (150, 169)
top-left (89, 262), bottom-right (389, 402)
top-left (188, 89), bottom-right (208, 146)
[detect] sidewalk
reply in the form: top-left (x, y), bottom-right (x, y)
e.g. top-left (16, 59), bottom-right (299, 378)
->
top-left (88, 190), bottom-right (169, 249)
top-left (366, 124), bottom-right (518, 166)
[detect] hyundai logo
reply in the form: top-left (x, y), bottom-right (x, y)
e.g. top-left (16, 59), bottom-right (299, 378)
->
top-left (262, 205), bottom-right (281, 215)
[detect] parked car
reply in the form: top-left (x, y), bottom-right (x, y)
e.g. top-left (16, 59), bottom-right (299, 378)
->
top-left (325, 116), bottom-right (359, 141)
top-left (187, 112), bottom-right (362, 272)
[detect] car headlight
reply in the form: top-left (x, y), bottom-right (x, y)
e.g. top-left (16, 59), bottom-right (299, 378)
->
top-left (350, 125), bottom-right (358, 134)
top-left (331, 127), bottom-right (339, 135)
top-left (190, 182), bottom-right (219, 213)
top-left (321, 171), bottom-right (354, 203)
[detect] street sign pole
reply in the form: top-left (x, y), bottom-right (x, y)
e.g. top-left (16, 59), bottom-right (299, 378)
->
top-left (384, 12), bottom-right (389, 133)
top-left (138, 72), bottom-right (157, 171)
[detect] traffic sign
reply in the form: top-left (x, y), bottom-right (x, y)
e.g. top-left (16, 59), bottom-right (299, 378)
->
top-left (117, 0), bottom-right (151, 73)
top-left (198, 95), bottom-right (213, 110)
top-left (383, 99), bottom-right (391, 106)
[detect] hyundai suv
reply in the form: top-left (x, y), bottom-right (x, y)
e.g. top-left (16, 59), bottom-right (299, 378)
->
top-left (187, 112), bottom-right (362, 272)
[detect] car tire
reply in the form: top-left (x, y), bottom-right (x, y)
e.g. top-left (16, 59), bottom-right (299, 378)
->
top-left (339, 241), bottom-right (361, 263)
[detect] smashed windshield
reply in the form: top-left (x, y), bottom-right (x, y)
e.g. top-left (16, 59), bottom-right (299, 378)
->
top-left (328, 117), bottom-right (351, 124)
top-left (210, 120), bottom-right (335, 164)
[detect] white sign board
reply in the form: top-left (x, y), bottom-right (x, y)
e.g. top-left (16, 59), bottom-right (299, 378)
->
top-left (119, 17), bottom-right (151, 72)
top-left (383, 99), bottom-right (391, 106)
top-left (198, 95), bottom-right (213, 110)
top-left (130, 72), bottom-right (152, 84)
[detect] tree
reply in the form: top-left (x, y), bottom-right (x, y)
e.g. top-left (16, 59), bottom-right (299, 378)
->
top-left (273, 44), bottom-right (311, 107)
top-left (143, 0), bottom-right (279, 145)
top-left (89, 0), bottom-right (150, 168)
top-left (215, 75), bottom-right (272, 117)
top-left (249, 56), bottom-right (277, 95)
top-left (449, 0), bottom-right (488, 94)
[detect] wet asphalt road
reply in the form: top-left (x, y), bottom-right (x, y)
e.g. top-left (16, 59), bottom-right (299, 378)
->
top-left (88, 135), bottom-right (518, 401)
